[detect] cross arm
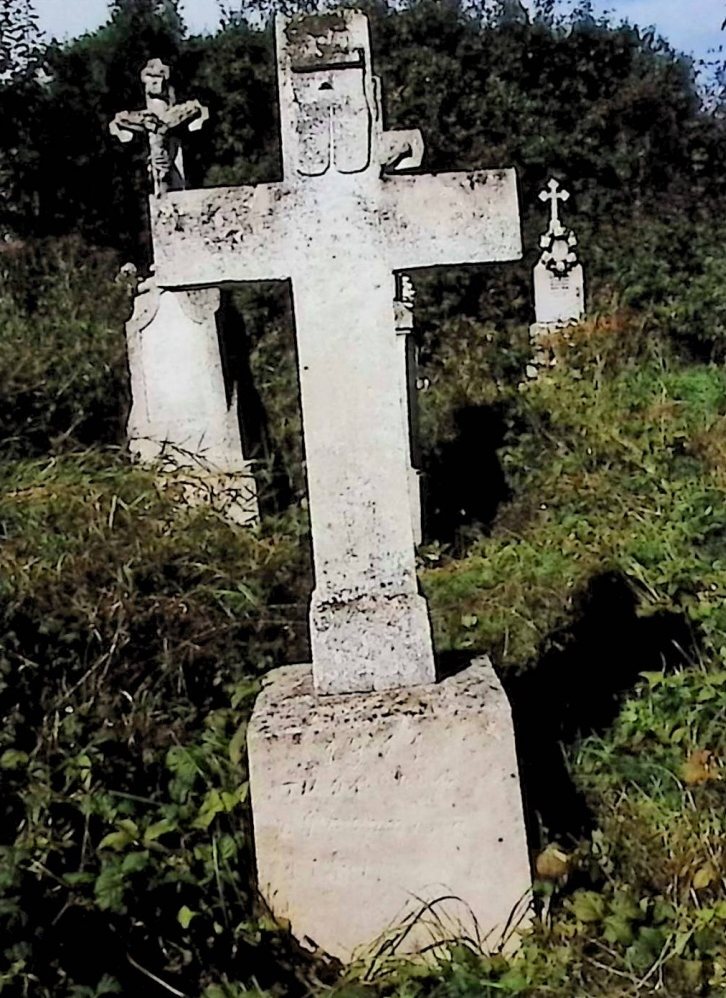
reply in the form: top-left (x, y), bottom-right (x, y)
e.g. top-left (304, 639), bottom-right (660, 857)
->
top-left (110, 101), bottom-right (209, 142)
top-left (110, 108), bottom-right (161, 142)
top-left (164, 100), bottom-right (209, 133)
top-left (379, 168), bottom-right (522, 271)
top-left (150, 182), bottom-right (297, 287)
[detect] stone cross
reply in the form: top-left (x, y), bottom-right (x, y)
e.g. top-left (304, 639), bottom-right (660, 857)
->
top-left (237, 12), bottom-right (531, 963)
top-left (110, 58), bottom-right (209, 196)
top-left (529, 177), bottom-right (586, 375)
top-left (111, 61), bottom-right (259, 525)
top-left (538, 177), bottom-right (569, 236)
top-left (150, 10), bottom-right (522, 695)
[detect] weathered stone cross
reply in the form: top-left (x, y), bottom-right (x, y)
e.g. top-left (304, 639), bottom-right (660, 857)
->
top-left (150, 10), bottom-right (522, 695)
top-left (539, 177), bottom-right (570, 236)
top-left (111, 57), bottom-right (209, 196)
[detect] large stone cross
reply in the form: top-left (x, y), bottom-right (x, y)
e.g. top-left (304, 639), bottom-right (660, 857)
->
top-left (110, 58), bottom-right (209, 196)
top-left (150, 10), bottom-right (522, 695)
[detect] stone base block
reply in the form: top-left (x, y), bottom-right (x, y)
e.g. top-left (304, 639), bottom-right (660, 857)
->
top-left (310, 590), bottom-right (436, 695)
top-left (156, 466), bottom-right (260, 526)
top-left (247, 657), bottom-right (531, 963)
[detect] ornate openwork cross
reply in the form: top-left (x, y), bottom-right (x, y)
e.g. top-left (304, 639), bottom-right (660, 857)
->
top-left (110, 58), bottom-right (209, 196)
top-left (538, 177), bottom-right (578, 275)
top-left (539, 178), bottom-right (569, 236)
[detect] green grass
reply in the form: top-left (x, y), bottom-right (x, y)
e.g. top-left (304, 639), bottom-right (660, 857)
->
top-left (5, 240), bottom-right (726, 996)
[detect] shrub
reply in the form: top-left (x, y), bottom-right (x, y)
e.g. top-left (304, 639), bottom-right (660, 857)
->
top-left (0, 451), bottom-right (314, 996)
top-left (0, 237), bottom-right (130, 458)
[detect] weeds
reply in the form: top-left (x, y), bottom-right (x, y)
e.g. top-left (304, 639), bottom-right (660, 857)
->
top-left (5, 240), bottom-right (726, 996)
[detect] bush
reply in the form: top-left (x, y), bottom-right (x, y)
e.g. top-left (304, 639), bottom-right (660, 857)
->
top-left (0, 238), bottom-right (130, 459)
top-left (0, 451), bottom-right (314, 996)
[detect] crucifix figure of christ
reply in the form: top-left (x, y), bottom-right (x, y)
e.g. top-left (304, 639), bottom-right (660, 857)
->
top-left (150, 10), bottom-right (523, 694)
top-left (111, 60), bottom-right (259, 524)
top-left (111, 57), bottom-right (208, 196)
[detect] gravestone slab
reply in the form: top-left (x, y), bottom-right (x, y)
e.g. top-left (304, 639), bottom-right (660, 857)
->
top-left (529, 179), bottom-right (585, 376)
top-left (533, 257), bottom-right (585, 327)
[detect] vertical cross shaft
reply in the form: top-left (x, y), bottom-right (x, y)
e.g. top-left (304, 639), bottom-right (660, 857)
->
top-left (148, 10), bottom-right (523, 694)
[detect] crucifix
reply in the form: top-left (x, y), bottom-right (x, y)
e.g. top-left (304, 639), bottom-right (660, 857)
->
top-left (150, 10), bottom-right (522, 695)
top-left (110, 61), bottom-right (259, 524)
top-left (110, 57), bottom-right (208, 196)
top-left (537, 177), bottom-right (578, 275)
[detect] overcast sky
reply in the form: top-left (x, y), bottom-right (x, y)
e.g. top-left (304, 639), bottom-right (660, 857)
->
top-left (34, 0), bottom-right (724, 63)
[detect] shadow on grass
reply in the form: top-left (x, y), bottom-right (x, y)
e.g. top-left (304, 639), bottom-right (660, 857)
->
top-left (438, 570), bottom-right (694, 847)
top-left (424, 403), bottom-right (510, 547)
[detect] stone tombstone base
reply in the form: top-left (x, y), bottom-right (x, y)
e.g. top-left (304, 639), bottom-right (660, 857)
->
top-left (155, 463), bottom-right (260, 527)
top-left (526, 320), bottom-right (580, 379)
top-left (532, 259), bottom-right (585, 328)
top-left (310, 590), bottom-right (436, 696)
top-left (247, 657), bottom-right (531, 964)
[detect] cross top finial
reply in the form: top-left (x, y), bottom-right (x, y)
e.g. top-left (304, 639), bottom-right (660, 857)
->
top-left (537, 178), bottom-right (578, 276)
top-left (276, 10), bottom-right (425, 179)
top-left (539, 177), bottom-right (569, 235)
top-left (141, 58), bottom-right (171, 97)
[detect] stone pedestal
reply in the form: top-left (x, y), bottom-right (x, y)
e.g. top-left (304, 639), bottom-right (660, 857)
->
top-left (247, 657), bottom-right (531, 962)
top-left (126, 278), bottom-right (260, 525)
top-left (533, 258), bottom-right (584, 327)
top-left (528, 261), bottom-right (585, 378)
top-left (155, 465), bottom-right (259, 527)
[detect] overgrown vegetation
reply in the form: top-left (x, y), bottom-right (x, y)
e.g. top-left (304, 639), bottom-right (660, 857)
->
top-left (2, 0), bottom-right (726, 996)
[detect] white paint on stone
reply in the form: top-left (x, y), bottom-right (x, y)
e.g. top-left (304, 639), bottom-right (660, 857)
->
top-left (150, 11), bottom-right (522, 696)
top-left (248, 657), bottom-right (532, 963)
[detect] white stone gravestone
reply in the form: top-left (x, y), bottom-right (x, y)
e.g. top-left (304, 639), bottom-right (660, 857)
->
top-left (111, 59), bottom-right (259, 525)
top-left (149, 10), bottom-right (531, 962)
top-left (529, 178), bottom-right (585, 375)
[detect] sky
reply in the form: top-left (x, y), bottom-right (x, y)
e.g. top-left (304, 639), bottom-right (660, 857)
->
top-left (34, 0), bottom-right (725, 63)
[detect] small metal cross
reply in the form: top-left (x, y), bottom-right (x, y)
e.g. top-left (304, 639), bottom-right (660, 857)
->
top-left (110, 58), bottom-right (209, 197)
top-left (539, 178), bottom-right (569, 235)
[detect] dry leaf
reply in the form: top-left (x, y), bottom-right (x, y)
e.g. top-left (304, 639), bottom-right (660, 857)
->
top-left (693, 863), bottom-right (717, 891)
top-left (536, 844), bottom-right (571, 881)
top-left (681, 750), bottom-right (718, 786)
